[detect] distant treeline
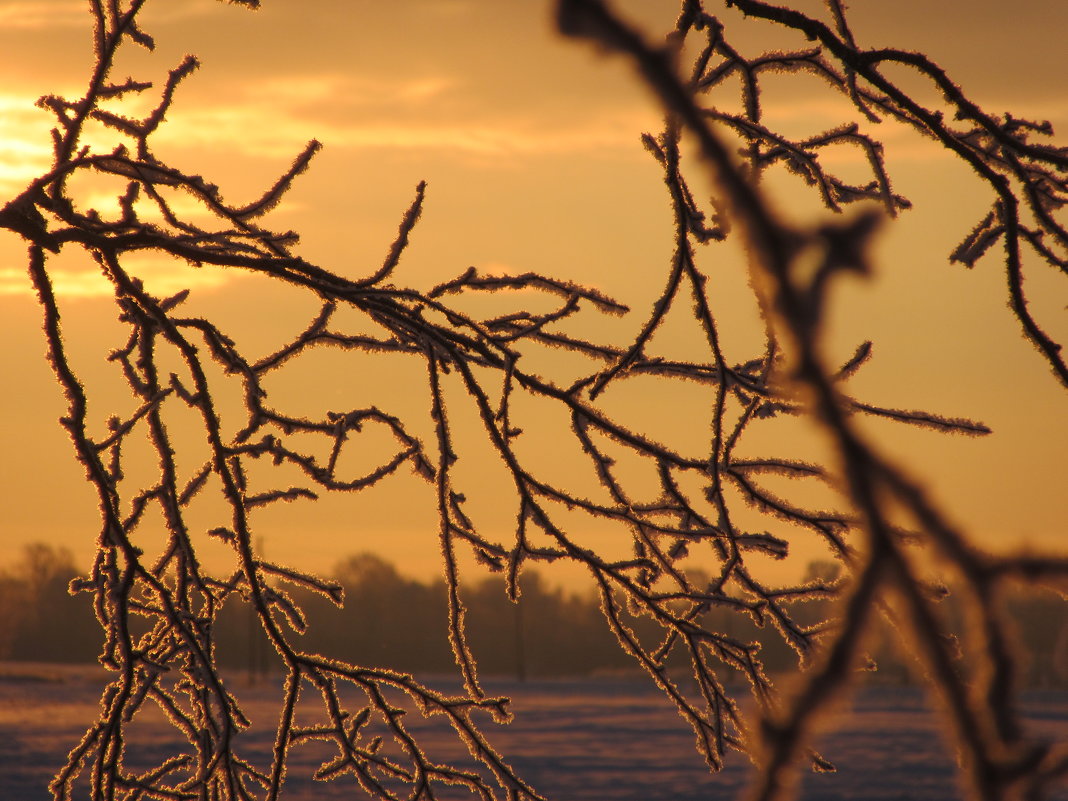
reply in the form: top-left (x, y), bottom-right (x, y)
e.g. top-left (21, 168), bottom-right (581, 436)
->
top-left (1, 544), bottom-right (1066, 687)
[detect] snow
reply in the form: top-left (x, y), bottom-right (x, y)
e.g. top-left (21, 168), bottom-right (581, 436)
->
top-left (1, 663), bottom-right (1065, 800)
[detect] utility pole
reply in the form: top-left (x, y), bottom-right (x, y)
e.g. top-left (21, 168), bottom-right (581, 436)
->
top-left (248, 536), bottom-right (266, 685)
top-left (514, 596), bottom-right (527, 683)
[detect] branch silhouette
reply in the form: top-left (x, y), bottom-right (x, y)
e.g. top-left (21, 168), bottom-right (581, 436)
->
top-left (1, 1), bottom-right (1065, 800)
top-left (557, 2), bottom-right (1068, 800)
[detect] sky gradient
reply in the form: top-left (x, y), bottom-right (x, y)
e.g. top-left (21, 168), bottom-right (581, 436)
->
top-left (0, 0), bottom-right (1065, 586)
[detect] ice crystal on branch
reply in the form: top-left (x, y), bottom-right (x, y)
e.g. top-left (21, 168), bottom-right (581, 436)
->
top-left (1, 1), bottom-right (1065, 801)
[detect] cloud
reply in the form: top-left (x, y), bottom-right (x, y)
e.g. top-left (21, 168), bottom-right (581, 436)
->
top-left (154, 111), bottom-right (653, 163)
top-left (153, 80), bottom-right (658, 161)
top-left (241, 74), bottom-right (459, 108)
top-left (0, 0), bottom-right (218, 29)
top-left (757, 94), bottom-right (1068, 166)
top-left (158, 69), bottom-right (1068, 168)
top-left (413, 0), bottom-right (476, 16)
top-left (0, 94), bottom-right (55, 193)
top-left (0, 258), bottom-right (242, 299)
top-left (74, 188), bottom-right (303, 224)
top-left (0, 1), bottom-right (85, 28)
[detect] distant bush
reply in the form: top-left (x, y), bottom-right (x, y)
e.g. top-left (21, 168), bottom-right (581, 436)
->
top-left (7, 545), bottom-right (1064, 691)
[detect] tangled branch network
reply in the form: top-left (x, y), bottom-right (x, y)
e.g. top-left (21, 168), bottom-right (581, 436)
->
top-left (0, 1), bottom-right (1065, 800)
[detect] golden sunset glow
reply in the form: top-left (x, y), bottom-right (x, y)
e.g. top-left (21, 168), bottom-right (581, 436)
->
top-left (1, 0), bottom-right (1065, 588)
top-left (4, 6), bottom-right (1068, 801)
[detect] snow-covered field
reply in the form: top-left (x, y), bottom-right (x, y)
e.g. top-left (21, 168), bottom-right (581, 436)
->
top-left (2, 663), bottom-right (1065, 800)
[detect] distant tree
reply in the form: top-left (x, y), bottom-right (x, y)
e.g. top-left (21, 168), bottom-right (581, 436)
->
top-left (1003, 585), bottom-right (1068, 689)
top-left (0, 565), bottom-right (29, 660)
top-left (0, 544), bottom-right (98, 663)
top-left (463, 569), bottom-right (636, 679)
top-left (210, 552), bottom-right (455, 675)
top-left (0, 2), bottom-right (1065, 801)
top-left (306, 553), bottom-right (453, 672)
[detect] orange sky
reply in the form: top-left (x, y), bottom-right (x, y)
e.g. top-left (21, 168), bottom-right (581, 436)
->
top-left (0, 0), bottom-right (1065, 588)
